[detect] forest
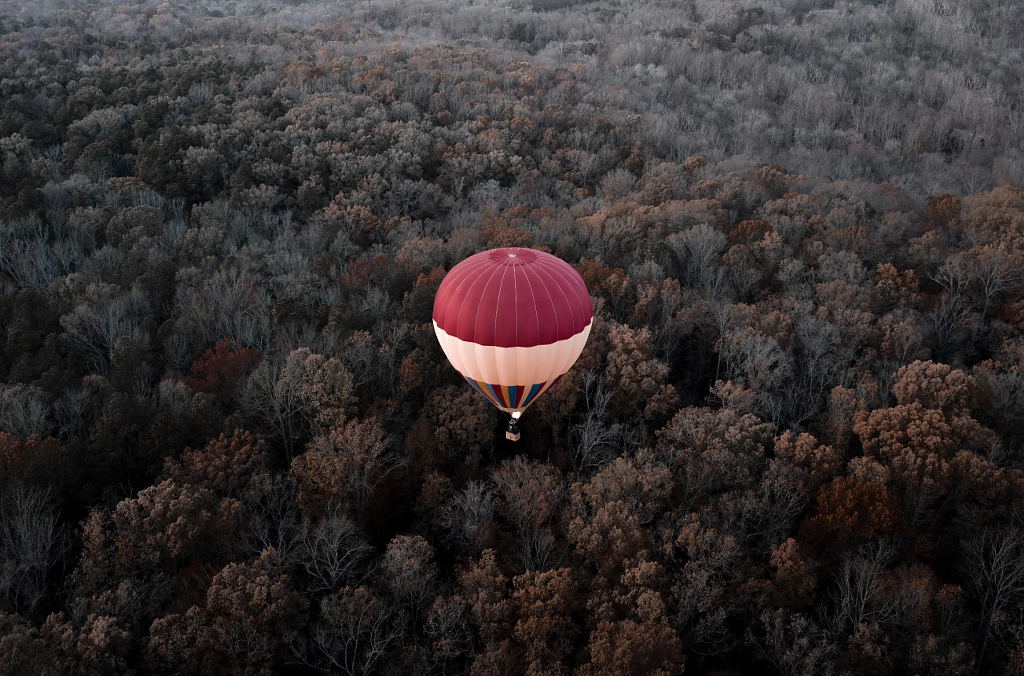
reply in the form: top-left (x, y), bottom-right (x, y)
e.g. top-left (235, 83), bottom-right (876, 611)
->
top-left (1, 0), bottom-right (1024, 673)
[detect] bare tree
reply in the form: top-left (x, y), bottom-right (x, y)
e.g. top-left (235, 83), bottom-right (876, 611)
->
top-left (300, 587), bottom-right (402, 676)
top-left (60, 287), bottom-right (152, 374)
top-left (442, 481), bottom-right (495, 557)
top-left (0, 385), bottom-right (52, 438)
top-left (709, 302), bottom-right (748, 382)
top-left (668, 223), bottom-right (727, 288)
top-left (976, 339), bottom-right (1024, 444)
top-left (297, 503), bottom-right (373, 594)
top-left (787, 316), bottom-right (851, 426)
top-left (671, 517), bottom-right (742, 655)
top-left (53, 389), bottom-right (90, 439)
top-left (825, 538), bottom-right (905, 636)
top-left (0, 484), bottom-right (70, 615)
top-left (422, 595), bottom-right (471, 676)
top-left (245, 358), bottom-right (304, 458)
top-left (720, 460), bottom-right (807, 560)
top-left (747, 609), bottom-right (835, 676)
top-left (567, 370), bottom-right (620, 476)
top-left (968, 247), bottom-right (1021, 321)
top-left (341, 322), bottom-right (409, 399)
top-left (82, 246), bottom-right (123, 283)
top-left (339, 419), bottom-right (408, 528)
top-left (241, 472), bottom-right (301, 562)
top-left (0, 219), bottom-right (77, 293)
top-left (931, 252), bottom-right (988, 353)
top-left (493, 457), bottom-right (564, 572)
top-left (929, 292), bottom-right (973, 353)
top-left (721, 327), bottom-right (792, 420)
top-left (381, 535), bottom-right (438, 625)
top-left (961, 524), bottom-right (1024, 667)
top-left (175, 268), bottom-right (271, 353)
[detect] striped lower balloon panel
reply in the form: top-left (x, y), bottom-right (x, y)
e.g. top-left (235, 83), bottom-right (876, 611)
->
top-left (461, 374), bottom-right (563, 411)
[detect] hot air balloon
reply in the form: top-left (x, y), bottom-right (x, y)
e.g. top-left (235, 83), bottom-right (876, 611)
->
top-left (433, 247), bottom-right (593, 441)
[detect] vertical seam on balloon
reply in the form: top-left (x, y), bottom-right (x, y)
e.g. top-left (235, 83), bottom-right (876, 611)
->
top-left (465, 375), bottom-right (489, 403)
top-left (511, 258), bottom-right (520, 397)
top-left (440, 256), bottom-right (493, 339)
top-left (437, 256), bottom-right (490, 326)
top-left (541, 263), bottom-right (566, 390)
top-left (522, 382), bottom-right (543, 407)
top-left (488, 262), bottom-right (511, 392)
top-left (540, 261), bottom-right (567, 389)
top-left (520, 261), bottom-right (552, 393)
top-left (540, 258), bottom-right (590, 334)
top-left (535, 260), bottom-right (574, 337)
top-left (483, 382), bottom-right (502, 408)
top-left (519, 260), bottom-right (543, 346)
top-left (532, 261), bottom-right (574, 388)
top-left (451, 258), bottom-right (503, 391)
top-left (524, 256), bottom-right (548, 387)
top-left (492, 261), bottom-right (510, 346)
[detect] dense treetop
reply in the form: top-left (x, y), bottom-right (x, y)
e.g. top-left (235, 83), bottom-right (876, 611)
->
top-left (2, 0), bottom-right (1024, 674)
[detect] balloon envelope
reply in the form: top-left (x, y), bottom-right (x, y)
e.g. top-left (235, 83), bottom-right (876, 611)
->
top-left (433, 247), bottom-right (593, 415)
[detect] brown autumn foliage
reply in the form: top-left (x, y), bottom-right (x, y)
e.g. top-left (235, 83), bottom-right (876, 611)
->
top-left (163, 429), bottom-right (269, 498)
top-left (774, 430), bottom-right (842, 495)
top-left (851, 361), bottom-right (1009, 518)
top-left (430, 384), bottom-right (493, 470)
top-left (145, 548), bottom-right (307, 675)
top-left (803, 477), bottom-right (903, 551)
top-left (0, 432), bottom-right (62, 487)
top-left (768, 538), bottom-right (819, 610)
top-left (187, 339), bottom-right (260, 406)
top-left (290, 416), bottom-right (403, 525)
top-left (2, 2), bottom-right (1024, 673)
top-left (512, 567), bottom-right (580, 674)
top-left (459, 549), bottom-right (512, 650)
top-left (583, 617), bottom-right (684, 676)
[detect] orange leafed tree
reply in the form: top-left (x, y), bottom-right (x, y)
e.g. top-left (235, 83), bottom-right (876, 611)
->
top-left (188, 339), bottom-right (260, 405)
top-left (164, 429), bottom-right (269, 497)
top-left (802, 477), bottom-right (902, 552)
top-left (291, 416), bottom-right (405, 525)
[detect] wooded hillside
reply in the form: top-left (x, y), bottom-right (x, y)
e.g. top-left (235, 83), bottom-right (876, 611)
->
top-left (1, 0), bottom-right (1024, 674)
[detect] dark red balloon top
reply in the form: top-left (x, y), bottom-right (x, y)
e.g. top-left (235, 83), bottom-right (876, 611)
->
top-left (432, 248), bottom-right (593, 348)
